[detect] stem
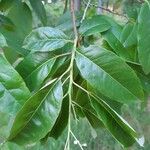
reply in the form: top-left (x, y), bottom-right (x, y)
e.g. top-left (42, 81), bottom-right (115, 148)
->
top-left (80, 0), bottom-right (91, 23)
top-left (82, 0), bottom-right (128, 19)
top-left (70, 130), bottom-right (84, 150)
top-left (65, 0), bottom-right (79, 149)
top-left (66, 25), bottom-right (78, 150)
top-left (70, 0), bottom-right (78, 39)
top-left (73, 81), bottom-right (90, 95)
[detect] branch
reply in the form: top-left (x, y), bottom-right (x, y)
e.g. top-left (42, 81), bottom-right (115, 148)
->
top-left (64, 1), bottom-right (79, 150)
top-left (96, 6), bottom-right (127, 18)
top-left (70, 0), bottom-right (78, 39)
top-left (82, 0), bottom-right (128, 19)
top-left (80, 0), bottom-right (91, 23)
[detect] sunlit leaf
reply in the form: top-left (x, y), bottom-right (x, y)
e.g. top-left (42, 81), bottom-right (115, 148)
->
top-left (76, 45), bottom-right (144, 104)
top-left (0, 54), bottom-right (30, 141)
top-left (8, 80), bottom-right (63, 145)
top-left (23, 27), bottom-right (72, 52)
top-left (79, 15), bottom-right (111, 36)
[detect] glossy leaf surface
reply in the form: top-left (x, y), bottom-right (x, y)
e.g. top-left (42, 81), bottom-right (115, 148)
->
top-left (102, 30), bottom-right (132, 60)
top-left (16, 52), bottom-right (67, 91)
top-left (124, 22), bottom-right (137, 48)
top-left (90, 96), bottom-right (139, 147)
top-left (23, 27), bottom-right (72, 52)
top-left (16, 52), bottom-right (53, 79)
top-left (75, 84), bottom-right (104, 128)
top-left (9, 80), bottom-right (63, 145)
top-left (0, 54), bottom-right (30, 140)
top-left (79, 15), bottom-right (111, 36)
top-left (76, 45), bottom-right (144, 104)
top-left (49, 96), bottom-right (69, 139)
top-left (0, 1), bottom-right (148, 148)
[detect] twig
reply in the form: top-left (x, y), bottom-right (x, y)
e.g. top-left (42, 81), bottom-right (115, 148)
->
top-left (82, 0), bottom-right (128, 19)
top-left (80, 0), bottom-right (91, 23)
top-left (96, 6), bottom-right (127, 18)
top-left (64, 1), bottom-right (79, 149)
top-left (70, 0), bottom-right (78, 39)
top-left (70, 130), bottom-right (84, 150)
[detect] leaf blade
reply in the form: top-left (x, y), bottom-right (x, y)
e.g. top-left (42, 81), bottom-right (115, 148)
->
top-left (29, 0), bottom-right (47, 25)
top-left (16, 52), bottom-right (67, 91)
top-left (75, 45), bottom-right (144, 103)
top-left (79, 15), bottom-right (111, 36)
top-left (90, 96), bottom-right (139, 147)
top-left (138, 2), bottom-right (150, 74)
top-left (8, 80), bottom-right (63, 145)
top-left (23, 27), bottom-right (72, 52)
top-left (0, 54), bottom-right (30, 141)
top-left (0, 2), bottom-right (32, 56)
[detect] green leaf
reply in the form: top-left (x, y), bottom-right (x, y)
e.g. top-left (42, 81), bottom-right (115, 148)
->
top-left (138, 73), bottom-right (150, 94)
top-left (74, 98), bottom-right (104, 129)
top-left (75, 84), bottom-right (104, 128)
top-left (129, 63), bottom-right (150, 94)
top-left (8, 80), bottom-right (63, 145)
top-left (16, 52), bottom-right (67, 91)
top-left (87, 84), bottom-right (123, 114)
top-left (79, 15), bottom-right (111, 36)
top-left (24, 56), bottom-right (56, 91)
top-left (96, 16), bottom-right (127, 59)
top-left (1, 142), bottom-right (24, 150)
top-left (138, 2), bottom-right (150, 74)
top-left (29, 0), bottom-right (47, 25)
top-left (100, 15), bottom-right (123, 39)
top-left (75, 45), bottom-right (144, 104)
top-left (0, 0), bottom-right (15, 11)
top-left (75, 81), bottom-right (91, 108)
top-left (16, 52), bottom-right (53, 79)
top-left (23, 27), bottom-right (72, 52)
top-left (0, 54), bottom-right (30, 141)
top-left (0, 14), bottom-right (15, 31)
top-left (90, 96), bottom-right (140, 147)
top-left (102, 29), bottom-right (132, 60)
top-left (3, 48), bottom-right (21, 65)
top-left (123, 1), bottom-right (140, 20)
top-left (0, 2), bottom-right (32, 56)
top-left (0, 33), bottom-right (7, 48)
top-left (124, 22), bottom-right (137, 48)
top-left (83, 109), bottom-right (104, 129)
top-left (56, 11), bottom-right (82, 32)
top-left (7, 2), bottom-right (32, 41)
top-left (49, 96), bottom-right (69, 139)
top-left (120, 23), bottom-right (134, 44)
top-left (75, 81), bottom-right (95, 118)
